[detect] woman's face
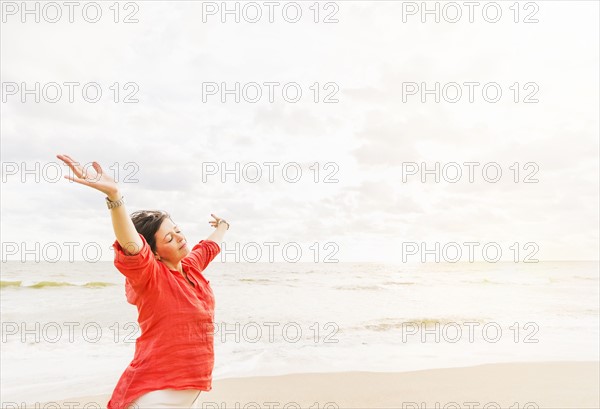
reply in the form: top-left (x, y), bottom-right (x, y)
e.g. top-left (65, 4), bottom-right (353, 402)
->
top-left (153, 218), bottom-right (190, 263)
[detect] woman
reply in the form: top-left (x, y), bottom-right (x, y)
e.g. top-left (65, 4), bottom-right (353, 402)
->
top-left (57, 154), bottom-right (229, 409)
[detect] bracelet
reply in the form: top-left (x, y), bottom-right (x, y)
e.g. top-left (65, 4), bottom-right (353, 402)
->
top-left (106, 195), bottom-right (125, 210)
top-left (217, 219), bottom-right (230, 230)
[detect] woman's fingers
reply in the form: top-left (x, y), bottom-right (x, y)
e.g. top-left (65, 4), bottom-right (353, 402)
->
top-left (57, 154), bottom-right (84, 178)
top-left (63, 173), bottom-right (94, 188)
top-left (57, 154), bottom-right (119, 197)
top-left (57, 155), bottom-right (101, 184)
top-left (92, 161), bottom-right (102, 175)
top-left (209, 214), bottom-right (227, 229)
top-left (63, 154), bottom-right (78, 164)
top-left (58, 155), bottom-right (103, 181)
top-left (57, 155), bottom-right (77, 175)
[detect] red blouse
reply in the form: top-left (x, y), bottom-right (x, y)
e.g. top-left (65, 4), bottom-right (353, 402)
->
top-left (106, 233), bottom-right (221, 409)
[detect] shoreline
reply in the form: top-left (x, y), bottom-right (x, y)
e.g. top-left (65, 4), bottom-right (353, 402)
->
top-left (16, 361), bottom-right (599, 408)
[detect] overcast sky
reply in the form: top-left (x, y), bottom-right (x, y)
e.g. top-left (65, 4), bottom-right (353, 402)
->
top-left (1, 1), bottom-right (598, 262)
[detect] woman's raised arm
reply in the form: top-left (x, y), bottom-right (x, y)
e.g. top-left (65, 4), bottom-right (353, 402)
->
top-left (56, 154), bottom-right (143, 255)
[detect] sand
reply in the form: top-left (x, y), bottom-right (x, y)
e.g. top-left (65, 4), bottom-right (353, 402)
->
top-left (25, 361), bottom-right (599, 408)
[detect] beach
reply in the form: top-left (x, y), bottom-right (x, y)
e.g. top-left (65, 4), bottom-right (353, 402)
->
top-left (27, 361), bottom-right (599, 408)
top-left (2, 261), bottom-right (599, 407)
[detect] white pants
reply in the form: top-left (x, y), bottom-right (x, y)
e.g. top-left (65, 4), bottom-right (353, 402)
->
top-left (127, 388), bottom-right (202, 409)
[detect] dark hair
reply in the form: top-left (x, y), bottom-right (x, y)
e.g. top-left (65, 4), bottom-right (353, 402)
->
top-left (130, 210), bottom-right (172, 254)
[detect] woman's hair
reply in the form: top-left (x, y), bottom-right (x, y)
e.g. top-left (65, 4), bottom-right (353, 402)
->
top-left (130, 210), bottom-right (172, 254)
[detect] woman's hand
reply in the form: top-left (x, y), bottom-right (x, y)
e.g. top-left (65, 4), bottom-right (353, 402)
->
top-left (56, 154), bottom-right (119, 197)
top-left (209, 213), bottom-right (229, 230)
top-left (207, 213), bottom-right (228, 244)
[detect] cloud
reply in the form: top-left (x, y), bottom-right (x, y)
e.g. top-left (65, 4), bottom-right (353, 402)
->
top-left (1, 2), bottom-right (598, 261)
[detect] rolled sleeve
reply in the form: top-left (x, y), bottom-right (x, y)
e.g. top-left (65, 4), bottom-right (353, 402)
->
top-left (186, 240), bottom-right (221, 272)
top-left (112, 233), bottom-right (160, 289)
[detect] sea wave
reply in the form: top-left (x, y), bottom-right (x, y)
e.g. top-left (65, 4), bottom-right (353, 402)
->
top-left (573, 275), bottom-right (599, 281)
top-left (0, 281), bottom-right (22, 288)
top-left (335, 281), bottom-right (416, 290)
top-left (460, 279), bottom-right (505, 285)
top-left (382, 281), bottom-right (416, 286)
top-left (0, 280), bottom-right (117, 289)
top-left (342, 317), bottom-right (490, 332)
top-left (238, 278), bottom-right (274, 283)
top-left (334, 285), bottom-right (382, 291)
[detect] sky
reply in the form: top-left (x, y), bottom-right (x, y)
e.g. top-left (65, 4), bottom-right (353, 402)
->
top-left (1, 1), bottom-right (598, 262)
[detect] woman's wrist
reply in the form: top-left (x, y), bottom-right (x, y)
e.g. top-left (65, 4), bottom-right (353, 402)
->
top-left (107, 190), bottom-right (122, 202)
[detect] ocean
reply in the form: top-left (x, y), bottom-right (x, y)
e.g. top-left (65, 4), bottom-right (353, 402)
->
top-left (1, 260), bottom-right (598, 404)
